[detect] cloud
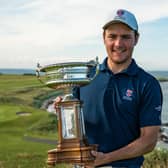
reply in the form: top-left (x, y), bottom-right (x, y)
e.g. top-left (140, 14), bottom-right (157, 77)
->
top-left (0, 0), bottom-right (168, 68)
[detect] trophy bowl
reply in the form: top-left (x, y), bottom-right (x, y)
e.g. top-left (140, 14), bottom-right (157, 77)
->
top-left (36, 58), bottom-right (98, 89)
top-left (36, 58), bottom-right (99, 166)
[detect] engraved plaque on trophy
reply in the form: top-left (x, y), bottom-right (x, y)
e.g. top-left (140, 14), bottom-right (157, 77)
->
top-left (36, 58), bottom-right (99, 166)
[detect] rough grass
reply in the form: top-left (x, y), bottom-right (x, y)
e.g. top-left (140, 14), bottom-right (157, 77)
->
top-left (143, 148), bottom-right (168, 167)
top-left (0, 74), bottom-right (51, 106)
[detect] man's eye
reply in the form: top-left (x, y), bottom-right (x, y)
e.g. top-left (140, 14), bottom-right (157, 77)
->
top-left (122, 35), bottom-right (131, 39)
top-left (108, 35), bottom-right (117, 39)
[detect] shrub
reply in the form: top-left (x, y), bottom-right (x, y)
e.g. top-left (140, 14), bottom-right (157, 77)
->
top-left (143, 148), bottom-right (168, 167)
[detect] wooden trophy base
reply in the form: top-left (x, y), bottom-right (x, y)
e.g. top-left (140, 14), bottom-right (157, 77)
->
top-left (47, 145), bottom-right (97, 166)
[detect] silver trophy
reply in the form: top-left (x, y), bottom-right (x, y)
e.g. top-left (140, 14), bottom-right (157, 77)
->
top-left (36, 57), bottom-right (99, 166)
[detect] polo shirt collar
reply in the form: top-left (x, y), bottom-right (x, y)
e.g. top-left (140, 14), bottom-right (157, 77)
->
top-left (99, 57), bottom-right (139, 76)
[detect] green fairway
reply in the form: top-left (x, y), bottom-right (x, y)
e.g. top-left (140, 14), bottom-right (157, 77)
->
top-left (0, 103), bottom-right (57, 167)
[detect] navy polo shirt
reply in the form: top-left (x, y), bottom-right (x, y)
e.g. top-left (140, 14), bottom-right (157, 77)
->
top-left (78, 58), bottom-right (162, 167)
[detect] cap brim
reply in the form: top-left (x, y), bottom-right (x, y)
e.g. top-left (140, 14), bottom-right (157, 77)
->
top-left (102, 19), bottom-right (134, 31)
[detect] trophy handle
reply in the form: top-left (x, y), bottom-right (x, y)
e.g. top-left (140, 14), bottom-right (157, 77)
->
top-left (36, 63), bottom-right (45, 85)
top-left (89, 56), bottom-right (99, 76)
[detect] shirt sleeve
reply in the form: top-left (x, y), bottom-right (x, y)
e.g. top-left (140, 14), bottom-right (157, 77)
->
top-left (139, 77), bottom-right (163, 127)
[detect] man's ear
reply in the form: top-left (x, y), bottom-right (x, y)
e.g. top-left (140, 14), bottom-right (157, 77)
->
top-left (134, 33), bottom-right (139, 46)
top-left (103, 30), bottom-right (106, 44)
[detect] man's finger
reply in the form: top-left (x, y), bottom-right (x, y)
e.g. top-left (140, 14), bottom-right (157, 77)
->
top-left (91, 150), bottom-right (97, 157)
top-left (55, 96), bottom-right (63, 103)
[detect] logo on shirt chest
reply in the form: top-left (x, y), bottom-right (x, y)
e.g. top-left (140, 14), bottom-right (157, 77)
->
top-left (122, 89), bottom-right (134, 101)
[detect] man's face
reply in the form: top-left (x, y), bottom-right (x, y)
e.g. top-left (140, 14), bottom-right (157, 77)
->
top-left (103, 23), bottom-right (139, 65)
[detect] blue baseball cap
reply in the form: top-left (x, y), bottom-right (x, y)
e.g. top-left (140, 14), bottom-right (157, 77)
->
top-left (103, 9), bottom-right (138, 32)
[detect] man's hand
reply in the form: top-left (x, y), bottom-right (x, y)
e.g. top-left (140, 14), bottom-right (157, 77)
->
top-left (84, 150), bottom-right (107, 168)
top-left (54, 96), bottom-right (63, 109)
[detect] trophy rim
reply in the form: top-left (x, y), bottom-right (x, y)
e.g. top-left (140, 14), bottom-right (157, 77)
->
top-left (39, 61), bottom-right (97, 72)
top-left (46, 79), bottom-right (90, 89)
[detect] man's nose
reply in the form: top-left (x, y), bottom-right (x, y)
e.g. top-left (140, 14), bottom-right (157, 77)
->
top-left (114, 37), bottom-right (123, 47)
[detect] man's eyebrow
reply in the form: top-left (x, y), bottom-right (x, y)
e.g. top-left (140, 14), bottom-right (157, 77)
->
top-left (107, 33), bottom-right (117, 36)
top-left (107, 33), bottom-right (132, 36)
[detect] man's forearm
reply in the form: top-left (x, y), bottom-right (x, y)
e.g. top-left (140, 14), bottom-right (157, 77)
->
top-left (92, 126), bottom-right (159, 166)
top-left (104, 136), bottom-right (155, 163)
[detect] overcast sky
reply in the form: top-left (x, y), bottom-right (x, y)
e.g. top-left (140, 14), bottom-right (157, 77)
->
top-left (0, 0), bottom-right (168, 70)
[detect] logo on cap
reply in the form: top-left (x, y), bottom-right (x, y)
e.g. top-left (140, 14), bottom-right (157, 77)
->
top-left (117, 10), bottom-right (124, 17)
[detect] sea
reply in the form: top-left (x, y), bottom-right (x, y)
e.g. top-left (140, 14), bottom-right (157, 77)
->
top-left (0, 68), bottom-right (35, 75)
top-left (0, 68), bottom-right (168, 123)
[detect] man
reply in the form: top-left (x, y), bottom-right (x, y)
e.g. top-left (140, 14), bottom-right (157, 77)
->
top-left (56, 9), bottom-right (163, 168)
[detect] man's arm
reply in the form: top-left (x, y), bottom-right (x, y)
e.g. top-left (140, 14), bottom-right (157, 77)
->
top-left (90, 125), bottom-right (160, 167)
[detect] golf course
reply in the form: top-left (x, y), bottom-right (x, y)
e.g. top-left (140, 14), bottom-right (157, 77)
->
top-left (0, 74), bottom-right (168, 168)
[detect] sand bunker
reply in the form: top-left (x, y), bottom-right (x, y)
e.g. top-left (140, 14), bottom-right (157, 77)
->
top-left (16, 111), bottom-right (32, 116)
